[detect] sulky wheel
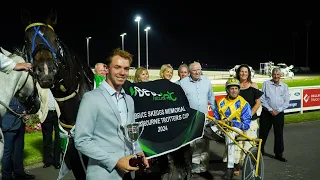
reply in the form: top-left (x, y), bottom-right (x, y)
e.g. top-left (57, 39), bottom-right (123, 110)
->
top-left (242, 146), bottom-right (264, 180)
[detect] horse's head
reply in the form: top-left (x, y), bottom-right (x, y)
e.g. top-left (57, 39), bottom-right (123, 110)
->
top-left (21, 9), bottom-right (59, 88)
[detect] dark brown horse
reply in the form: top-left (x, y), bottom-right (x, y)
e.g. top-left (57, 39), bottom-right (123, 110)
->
top-left (21, 9), bottom-right (94, 180)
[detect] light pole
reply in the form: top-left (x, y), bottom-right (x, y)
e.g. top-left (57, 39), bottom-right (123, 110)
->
top-left (144, 27), bottom-right (150, 70)
top-left (86, 37), bottom-right (92, 67)
top-left (135, 16), bottom-right (141, 68)
top-left (120, 33), bottom-right (127, 50)
top-left (305, 20), bottom-right (312, 67)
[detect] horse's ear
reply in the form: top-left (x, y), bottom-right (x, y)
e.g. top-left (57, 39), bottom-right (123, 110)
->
top-left (21, 8), bottom-right (32, 28)
top-left (45, 8), bottom-right (58, 27)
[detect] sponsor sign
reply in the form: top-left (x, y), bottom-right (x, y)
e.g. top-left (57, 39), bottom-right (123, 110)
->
top-left (289, 88), bottom-right (301, 100)
top-left (208, 94), bottom-right (226, 116)
top-left (303, 88), bottom-right (320, 107)
top-left (287, 99), bottom-right (301, 109)
top-left (123, 79), bottom-right (205, 158)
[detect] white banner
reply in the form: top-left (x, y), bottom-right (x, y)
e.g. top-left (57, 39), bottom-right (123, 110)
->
top-left (289, 88), bottom-right (302, 100)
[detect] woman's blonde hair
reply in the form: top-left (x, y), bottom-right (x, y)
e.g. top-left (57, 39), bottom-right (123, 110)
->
top-left (159, 64), bottom-right (173, 79)
top-left (134, 67), bottom-right (149, 82)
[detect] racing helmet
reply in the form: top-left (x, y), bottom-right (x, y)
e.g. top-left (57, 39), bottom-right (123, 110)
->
top-left (225, 78), bottom-right (240, 93)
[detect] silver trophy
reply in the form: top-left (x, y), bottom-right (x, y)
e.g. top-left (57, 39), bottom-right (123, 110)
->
top-left (123, 122), bottom-right (144, 179)
top-left (124, 122), bottom-right (144, 154)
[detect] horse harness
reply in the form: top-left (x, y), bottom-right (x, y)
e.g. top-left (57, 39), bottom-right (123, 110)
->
top-left (24, 22), bottom-right (92, 130)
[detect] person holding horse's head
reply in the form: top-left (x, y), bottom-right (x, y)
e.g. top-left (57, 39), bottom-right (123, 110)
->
top-left (134, 67), bottom-right (149, 82)
top-left (1, 51), bottom-right (32, 73)
top-left (94, 63), bottom-right (107, 78)
top-left (74, 48), bottom-right (149, 180)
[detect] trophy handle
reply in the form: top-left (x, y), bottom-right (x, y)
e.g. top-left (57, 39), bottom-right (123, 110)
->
top-left (138, 124), bottom-right (144, 140)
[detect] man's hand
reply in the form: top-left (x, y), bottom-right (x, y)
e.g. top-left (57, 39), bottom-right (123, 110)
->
top-left (136, 152), bottom-right (150, 168)
top-left (23, 111), bottom-right (30, 121)
top-left (14, 62), bottom-right (32, 72)
top-left (270, 110), bottom-right (279, 116)
top-left (24, 115), bottom-right (30, 121)
top-left (116, 155), bottom-right (139, 173)
top-left (221, 118), bottom-right (233, 126)
top-left (221, 118), bottom-right (227, 124)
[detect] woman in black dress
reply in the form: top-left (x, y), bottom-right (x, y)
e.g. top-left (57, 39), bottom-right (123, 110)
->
top-left (234, 64), bottom-right (263, 176)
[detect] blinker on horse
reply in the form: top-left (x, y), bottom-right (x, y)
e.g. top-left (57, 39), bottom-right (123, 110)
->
top-left (21, 9), bottom-right (94, 180)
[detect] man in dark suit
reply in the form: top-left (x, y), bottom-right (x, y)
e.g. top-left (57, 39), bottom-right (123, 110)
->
top-left (1, 97), bottom-right (35, 180)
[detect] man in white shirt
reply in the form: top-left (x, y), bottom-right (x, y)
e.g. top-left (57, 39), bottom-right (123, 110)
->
top-left (259, 68), bottom-right (290, 162)
top-left (179, 61), bottom-right (216, 178)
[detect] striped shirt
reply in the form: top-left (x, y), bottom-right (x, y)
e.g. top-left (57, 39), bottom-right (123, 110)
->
top-left (260, 80), bottom-right (290, 112)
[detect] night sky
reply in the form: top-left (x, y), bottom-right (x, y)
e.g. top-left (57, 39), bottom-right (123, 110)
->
top-left (0, 5), bottom-right (317, 71)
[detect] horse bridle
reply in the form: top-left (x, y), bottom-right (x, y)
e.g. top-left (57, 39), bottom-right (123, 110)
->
top-left (25, 22), bottom-right (95, 107)
top-left (24, 23), bottom-right (57, 64)
top-left (24, 23), bottom-right (80, 101)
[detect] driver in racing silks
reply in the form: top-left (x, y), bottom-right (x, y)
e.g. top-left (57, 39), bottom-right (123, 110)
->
top-left (212, 78), bottom-right (252, 180)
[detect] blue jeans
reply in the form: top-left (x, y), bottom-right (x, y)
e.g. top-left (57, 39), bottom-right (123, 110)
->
top-left (1, 124), bottom-right (25, 180)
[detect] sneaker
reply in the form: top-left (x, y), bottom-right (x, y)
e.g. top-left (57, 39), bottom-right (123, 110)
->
top-left (233, 164), bottom-right (240, 176)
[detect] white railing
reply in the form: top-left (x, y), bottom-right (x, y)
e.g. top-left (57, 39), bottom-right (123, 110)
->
top-left (208, 86), bottom-right (320, 115)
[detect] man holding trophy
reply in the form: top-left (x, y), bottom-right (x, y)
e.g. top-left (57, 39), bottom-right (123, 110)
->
top-left (74, 48), bottom-right (149, 180)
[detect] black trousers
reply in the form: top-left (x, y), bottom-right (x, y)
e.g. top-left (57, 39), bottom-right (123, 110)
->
top-left (41, 110), bottom-right (61, 165)
top-left (259, 109), bottom-right (285, 156)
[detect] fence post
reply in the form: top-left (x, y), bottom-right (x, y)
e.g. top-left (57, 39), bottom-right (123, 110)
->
top-left (300, 88), bottom-right (304, 114)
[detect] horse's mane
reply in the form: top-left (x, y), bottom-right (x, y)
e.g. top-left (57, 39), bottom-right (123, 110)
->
top-left (56, 39), bottom-right (94, 94)
top-left (57, 39), bottom-right (80, 82)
